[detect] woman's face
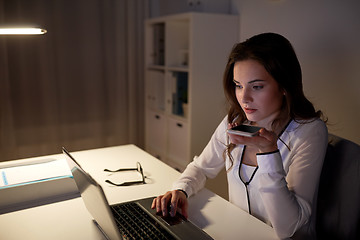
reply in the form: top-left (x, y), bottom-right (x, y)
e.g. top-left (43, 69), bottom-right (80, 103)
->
top-left (233, 60), bottom-right (284, 128)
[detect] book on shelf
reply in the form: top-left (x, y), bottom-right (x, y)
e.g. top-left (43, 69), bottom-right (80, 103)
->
top-left (153, 23), bottom-right (165, 66)
top-left (171, 72), bottom-right (188, 117)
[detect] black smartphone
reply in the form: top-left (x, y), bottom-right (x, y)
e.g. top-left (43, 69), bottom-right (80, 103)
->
top-left (227, 125), bottom-right (262, 137)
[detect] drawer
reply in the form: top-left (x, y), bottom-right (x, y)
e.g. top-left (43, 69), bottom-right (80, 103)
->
top-left (167, 118), bottom-right (189, 168)
top-left (145, 110), bottom-right (167, 156)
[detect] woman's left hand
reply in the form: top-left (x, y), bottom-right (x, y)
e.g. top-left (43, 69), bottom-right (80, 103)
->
top-left (228, 127), bottom-right (278, 153)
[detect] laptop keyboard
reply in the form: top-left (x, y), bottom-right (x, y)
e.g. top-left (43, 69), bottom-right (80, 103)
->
top-left (111, 202), bottom-right (176, 240)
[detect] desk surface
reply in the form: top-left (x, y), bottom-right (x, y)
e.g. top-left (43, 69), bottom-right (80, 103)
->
top-left (0, 145), bottom-right (278, 240)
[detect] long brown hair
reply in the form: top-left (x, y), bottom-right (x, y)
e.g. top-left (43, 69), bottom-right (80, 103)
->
top-left (223, 33), bottom-right (325, 166)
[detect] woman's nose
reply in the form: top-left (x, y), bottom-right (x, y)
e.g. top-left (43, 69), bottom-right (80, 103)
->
top-left (241, 88), bottom-right (252, 103)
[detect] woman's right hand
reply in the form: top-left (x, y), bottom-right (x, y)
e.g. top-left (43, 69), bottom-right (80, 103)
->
top-left (151, 190), bottom-right (188, 219)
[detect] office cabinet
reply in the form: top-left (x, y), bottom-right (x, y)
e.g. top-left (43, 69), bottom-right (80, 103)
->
top-left (144, 12), bottom-right (238, 171)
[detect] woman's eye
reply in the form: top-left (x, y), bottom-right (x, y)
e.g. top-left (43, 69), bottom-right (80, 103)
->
top-left (253, 85), bottom-right (263, 90)
top-left (235, 84), bottom-right (243, 89)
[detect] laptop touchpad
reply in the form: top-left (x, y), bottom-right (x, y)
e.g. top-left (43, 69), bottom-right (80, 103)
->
top-left (156, 211), bottom-right (186, 226)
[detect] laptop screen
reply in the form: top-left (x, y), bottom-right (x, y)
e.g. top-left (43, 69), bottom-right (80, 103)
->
top-left (62, 147), bottom-right (122, 240)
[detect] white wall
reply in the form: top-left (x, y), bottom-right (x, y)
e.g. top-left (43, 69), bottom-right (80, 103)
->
top-left (150, 0), bottom-right (360, 144)
top-left (148, 0), bottom-right (360, 200)
top-left (231, 0), bottom-right (360, 144)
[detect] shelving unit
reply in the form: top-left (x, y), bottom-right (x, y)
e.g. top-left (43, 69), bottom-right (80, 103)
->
top-left (144, 12), bottom-right (238, 171)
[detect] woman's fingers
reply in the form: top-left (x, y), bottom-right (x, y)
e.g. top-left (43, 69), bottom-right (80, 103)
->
top-left (228, 127), bottom-right (279, 153)
top-left (151, 190), bottom-right (189, 218)
top-left (160, 192), bottom-right (171, 216)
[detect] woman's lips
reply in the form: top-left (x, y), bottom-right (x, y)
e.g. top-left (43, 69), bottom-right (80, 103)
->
top-left (244, 108), bottom-right (257, 114)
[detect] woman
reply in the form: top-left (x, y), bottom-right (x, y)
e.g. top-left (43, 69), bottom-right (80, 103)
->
top-left (152, 33), bottom-right (328, 239)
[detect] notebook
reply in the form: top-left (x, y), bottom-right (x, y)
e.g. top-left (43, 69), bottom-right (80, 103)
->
top-left (62, 147), bottom-right (213, 240)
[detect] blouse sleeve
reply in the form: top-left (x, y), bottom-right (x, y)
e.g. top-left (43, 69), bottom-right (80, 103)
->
top-left (255, 119), bottom-right (328, 239)
top-left (172, 116), bottom-right (228, 197)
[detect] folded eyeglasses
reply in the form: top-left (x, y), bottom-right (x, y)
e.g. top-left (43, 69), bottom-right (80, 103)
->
top-left (104, 162), bottom-right (146, 186)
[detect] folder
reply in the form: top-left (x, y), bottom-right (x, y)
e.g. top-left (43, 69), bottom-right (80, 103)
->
top-left (0, 158), bottom-right (79, 214)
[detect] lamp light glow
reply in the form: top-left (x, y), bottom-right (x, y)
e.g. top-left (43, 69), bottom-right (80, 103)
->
top-left (0, 27), bottom-right (47, 35)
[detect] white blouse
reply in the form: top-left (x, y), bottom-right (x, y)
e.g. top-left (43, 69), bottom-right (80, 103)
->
top-left (172, 116), bottom-right (328, 239)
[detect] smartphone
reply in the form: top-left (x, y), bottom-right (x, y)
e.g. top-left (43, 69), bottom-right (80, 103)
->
top-left (227, 125), bottom-right (262, 137)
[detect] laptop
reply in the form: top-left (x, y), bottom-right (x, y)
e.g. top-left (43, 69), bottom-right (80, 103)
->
top-left (62, 147), bottom-right (213, 240)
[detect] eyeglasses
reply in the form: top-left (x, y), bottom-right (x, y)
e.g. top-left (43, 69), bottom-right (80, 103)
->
top-left (104, 162), bottom-right (146, 186)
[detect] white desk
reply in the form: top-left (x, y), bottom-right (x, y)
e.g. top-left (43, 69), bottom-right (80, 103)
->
top-left (0, 145), bottom-right (278, 240)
